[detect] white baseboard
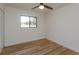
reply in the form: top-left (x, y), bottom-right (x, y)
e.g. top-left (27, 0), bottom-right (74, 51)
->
top-left (5, 37), bottom-right (46, 47)
top-left (48, 38), bottom-right (79, 53)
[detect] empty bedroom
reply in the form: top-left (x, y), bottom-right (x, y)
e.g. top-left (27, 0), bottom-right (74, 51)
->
top-left (0, 3), bottom-right (79, 55)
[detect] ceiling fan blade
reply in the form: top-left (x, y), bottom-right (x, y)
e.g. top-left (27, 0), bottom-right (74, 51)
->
top-left (44, 5), bottom-right (53, 10)
top-left (32, 5), bottom-right (39, 9)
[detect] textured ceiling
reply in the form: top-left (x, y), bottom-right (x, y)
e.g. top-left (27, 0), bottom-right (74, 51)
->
top-left (4, 3), bottom-right (70, 13)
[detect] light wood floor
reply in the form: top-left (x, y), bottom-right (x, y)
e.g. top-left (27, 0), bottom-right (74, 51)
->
top-left (1, 39), bottom-right (79, 55)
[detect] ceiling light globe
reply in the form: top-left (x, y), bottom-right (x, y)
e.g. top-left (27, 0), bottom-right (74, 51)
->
top-left (39, 5), bottom-right (44, 9)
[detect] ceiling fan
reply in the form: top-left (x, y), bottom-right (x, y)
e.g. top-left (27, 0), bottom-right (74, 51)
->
top-left (32, 3), bottom-right (53, 10)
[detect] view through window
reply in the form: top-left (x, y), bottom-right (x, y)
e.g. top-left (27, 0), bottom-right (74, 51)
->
top-left (21, 16), bottom-right (37, 28)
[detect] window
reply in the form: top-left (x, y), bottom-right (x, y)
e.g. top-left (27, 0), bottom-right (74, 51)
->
top-left (21, 16), bottom-right (37, 28)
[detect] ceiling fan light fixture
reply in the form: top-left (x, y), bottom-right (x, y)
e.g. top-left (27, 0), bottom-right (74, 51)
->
top-left (39, 5), bottom-right (44, 9)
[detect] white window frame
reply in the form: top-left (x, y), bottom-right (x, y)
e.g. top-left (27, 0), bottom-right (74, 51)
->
top-left (20, 15), bottom-right (37, 28)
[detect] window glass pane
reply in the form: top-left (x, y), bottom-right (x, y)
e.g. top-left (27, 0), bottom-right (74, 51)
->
top-left (30, 17), bottom-right (36, 27)
top-left (21, 16), bottom-right (29, 27)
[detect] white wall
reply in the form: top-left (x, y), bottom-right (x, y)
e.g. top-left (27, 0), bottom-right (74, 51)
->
top-left (46, 4), bottom-right (79, 53)
top-left (0, 4), bottom-right (4, 53)
top-left (4, 4), bottom-right (79, 53)
top-left (5, 6), bottom-right (45, 46)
